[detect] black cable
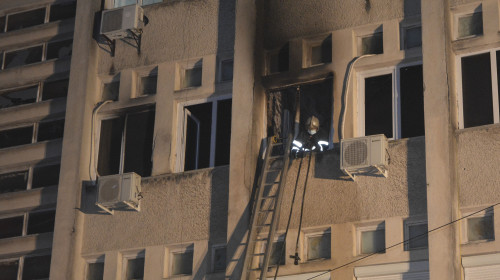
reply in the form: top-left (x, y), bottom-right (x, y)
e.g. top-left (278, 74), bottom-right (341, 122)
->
top-left (274, 156), bottom-right (304, 279)
top-left (294, 153), bottom-right (313, 256)
top-left (305, 202), bottom-right (500, 280)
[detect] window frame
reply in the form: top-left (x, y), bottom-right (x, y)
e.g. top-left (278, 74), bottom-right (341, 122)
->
top-left (166, 244), bottom-right (194, 277)
top-left (0, 253), bottom-right (52, 280)
top-left (461, 208), bottom-right (495, 244)
top-left (356, 222), bottom-right (386, 256)
top-left (404, 219), bottom-right (428, 251)
top-left (84, 255), bottom-right (105, 280)
top-left (175, 95), bottom-right (232, 172)
top-left (0, 161), bottom-right (60, 194)
top-left (303, 229), bottom-right (331, 262)
top-left (121, 250), bottom-right (145, 280)
top-left (453, 5), bottom-right (483, 41)
top-left (135, 67), bottom-right (158, 97)
top-left (357, 61), bottom-right (423, 139)
top-left (0, 208), bottom-right (56, 240)
top-left (456, 48), bottom-right (500, 129)
top-left (211, 244), bottom-right (226, 273)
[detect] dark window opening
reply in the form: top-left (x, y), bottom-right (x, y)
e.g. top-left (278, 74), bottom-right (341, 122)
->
top-left (0, 170), bottom-right (28, 194)
top-left (37, 119), bottom-right (65, 142)
top-left (139, 75), bottom-right (157, 95)
top-left (461, 53), bottom-right (493, 128)
top-left (98, 109), bottom-right (155, 177)
top-left (42, 79), bottom-right (69, 100)
top-left (458, 12), bottom-right (483, 38)
top-left (32, 164), bottom-right (60, 189)
top-left (0, 216), bottom-right (24, 239)
top-left (361, 32), bottom-right (383, 55)
top-left (184, 103), bottom-right (212, 171)
top-left (365, 74), bottom-right (393, 138)
top-left (172, 251), bottom-right (193, 276)
top-left (46, 39), bottom-right (73, 60)
top-left (6, 8), bottom-right (45, 32)
top-left (22, 255), bottom-right (51, 280)
top-left (27, 210), bottom-right (56, 235)
top-left (0, 259), bottom-right (18, 279)
top-left (311, 35), bottom-right (332, 66)
top-left (102, 81), bottom-right (120, 101)
top-left (404, 26), bottom-right (422, 49)
top-left (408, 223), bottom-right (428, 250)
top-left (87, 262), bottom-right (104, 280)
top-left (49, 2), bottom-right (77, 22)
top-left (126, 258), bottom-right (144, 280)
top-left (0, 16), bottom-right (6, 33)
top-left (4, 46), bottom-right (43, 69)
top-left (468, 215), bottom-right (494, 241)
top-left (0, 126), bottom-right (33, 149)
top-left (269, 44), bottom-right (289, 74)
top-left (212, 247), bottom-right (226, 272)
top-left (268, 240), bottom-right (285, 266)
top-left (184, 67), bottom-right (202, 88)
top-left (215, 99), bottom-right (232, 166)
top-left (0, 86), bottom-right (38, 109)
top-left (400, 65), bottom-right (424, 138)
top-left (220, 59), bottom-right (233, 82)
top-left (496, 51), bottom-right (500, 118)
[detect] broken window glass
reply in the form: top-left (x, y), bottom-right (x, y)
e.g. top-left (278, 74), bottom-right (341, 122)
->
top-left (27, 210), bottom-right (56, 235)
top-left (458, 12), bottom-right (483, 38)
top-left (184, 67), bottom-right (202, 88)
top-left (0, 85), bottom-right (38, 109)
top-left (220, 59), bottom-right (233, 82)
top-left (0, 170), bottom-right (28, 193)
top-left (123, 110), bottom-right (155, 177)
top-left (22, 255), bottom-right (51, 280)
top-left (461, 53), bottom-right (493, 128)
top-left (400, 65), bottom-right (424, 138)
top-left (32, 164), bottom-right (60, 189)
top-left (49, 2), bottom-right (77, 22)
top-left (87, 262), bottom-right (104, 280)
top-left (4, 46), bottom-right (43, 69)
top-left (172, 251), bottom-right (193, 276)
top-left (125, 257), bottom-right (144, 280)
top-left (0, 126), bottom-right (33, 149)
top-left (37, 119), bottom-right (65, 142)
top-left (7, 8), bottom-right (46, 32)
top-left (361, 32), bottom-right (383, 55)
top-left (365, 74), bottom-right (393, 138)
top-left (215, 99), bottom-right (232, 166)
top-left (46, 39), bottom-right (73, 60)
top-left (42, 79), bottom-right (69, 101)
top-left (0, 216), bottom-right (24, 239)
top-left (307, 233), bottom-right (331, 260)
top-left (0, 259), bottom-right (19, 279)
top-left (139, 75), bottom-right (157, 95)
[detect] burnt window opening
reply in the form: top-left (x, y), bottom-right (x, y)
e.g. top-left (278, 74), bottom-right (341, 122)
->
top-left (102, 81), bottom-right (120, 101)
top-left (46, 39), bottom-right (73, 60)
top-left (37, 119), bottom-right (65, 142)
top-left (0, 126), bottom-right (33, 149)
top-left (267, 80), bottom-right (333, 148)
top-left (27, 210), bottom-right (56, 235)
top-left (269, 43), bottom-right (289, 74)
top-left (98, 109), bottom-right (155, 177)
top-left (42, 79), bottom-right (69, 100)
top-left (49, 2), bottom-right (77, 22)
top-left (3, 45), bottom-right (43, 69)
top-left (360, 32), bottom-right (383, 55)
top-left (182, 99), bottom-right (232, 171)
top-left (220, 59), bottom-right (234, 82)
top-left (0, 259), bottom-right (18, 279)
top-left (32, 164), bottom-right (60, 189)
top-left (0, 85), bottom-right (38, 109)
top-left (23, 255), bottom-right (51, 280)
top-left (0, 216), bottom-right (24, 239)
top-left (400, 65), bottom-right (425, 138)
top-left (6, 8), bottom-right (46, 32)
top-left (309, 35), bottom-right (332, 66)
top-left (0, 170), bottom-right (28, 194)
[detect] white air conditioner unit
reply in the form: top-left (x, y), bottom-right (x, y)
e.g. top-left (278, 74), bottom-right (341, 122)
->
top-left (100, 4), bottom-right (143, 40)
top-left (96, 172), bottom-right (142, 214)
top-left (340, 134), bottom-right (388, 180)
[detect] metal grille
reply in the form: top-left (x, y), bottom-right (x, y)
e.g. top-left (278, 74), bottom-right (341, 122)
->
top-left (99, 178), bottom-right (120, 202)
top-left (344, 140), bottom-right (368, 167)
top-left (102, 9), bottom-right (123, 33)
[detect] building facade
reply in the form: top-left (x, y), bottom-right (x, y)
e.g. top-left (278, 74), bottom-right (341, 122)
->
top-left (1, 0), bottom-right (500, 279)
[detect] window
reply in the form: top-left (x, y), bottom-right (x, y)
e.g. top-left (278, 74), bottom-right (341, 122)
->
top-left (467, 215), bottom-right (494, 242)
top-left (212, 245), bottom-right (226, 272)
top-left (220, 59), bottom-right (234, 82)
top-left (0, 85), bottom-right (38, 109)
top-left (125, 257), bottom-right (144, 280)
top-left (114, 0), bottom-right (163, 7)
top-left (0, 209), bottom-right (56, 239)
top-left (0, 163), bottom-right (60, 194)
top-left (404, 221), bottom-right (428, 250)
top-left (258, 235), bottom-right (285, 268)
top-left (0, 119), bottom-right (65, 149)
top-left (359, 32), bottom-right (383, 55)
top-left (178, 98), bottom-right (232, 172)
top-left (358, 64), bottom-right (424, 139)
top-left (183, 66), bottom-right (202, 88)
top-left (304, 35), bottom-right (332, 67)
top-left (86, 260), bottom-right (105, 280)
top-left (0, 259), bottom-right (18, 279)
top-left (3, 45), bottom-right (43, 69)
top-left (6, 8), bottom-right (46, 32)
top-left (41, 79), bottom-right (69, 101)
top-left (46, 39), bottom-right (73, 60)
top-left (358, 223), bottom-right (385, 255)
top-left (457, 12), bottom-right (483, 39)
top-left (458, 50), bottom-right (500, 129)
top-left (0, 16), bottom-right (5, 33)
top-left (137, 68), bottom-right (158, 96)
top-left (49, 1), bottom-right (77, 22)
top-left (401, 25), bottom-right (422, 49)
top-left (102, 80), bottom-right (120, 101)
top-left (305, 230), bottom-right (331, 261)
top-left (23, 254), bottom-right (52, 280)
top-left (170, 249), bottom-right (193, 276)
top-left (267, 43), bottom-right (289, 74)
top-left (98, 109), bottom-right (155, 177)
top-left (37, 119), bottom-right (65, 142)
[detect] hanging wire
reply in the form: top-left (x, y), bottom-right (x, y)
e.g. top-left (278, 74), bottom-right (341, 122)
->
top-left (293, 152), bottom-right (313, 257)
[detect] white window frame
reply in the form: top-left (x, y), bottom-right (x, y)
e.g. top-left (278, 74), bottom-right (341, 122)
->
top-left (456, 48), bottom-right (500, 129)
top-left (302, 227), bottom-right (331, 262)
top-left (165, 244), bottom-right (194, 277)
top-left (357, 61), bottom-right (423, 139)
top-left (121, 250), bottom-right (145, 280)
top-left (84, 255), bottom-right (105, 280)
top-left (175, 95), bottom-right (232, 172)
top-left (461, 208), bottom-right (495, 244)
top-left (356, 222), bottom-right (386, 256)
top-left (211, 244), bottom-right (226, 273)
top-left (404, 220), bottom-right (428, 251)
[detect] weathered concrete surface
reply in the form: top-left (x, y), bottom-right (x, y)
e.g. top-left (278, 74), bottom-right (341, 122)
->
top-left (81, 166), bottom-right (228, 254)
top-left (457, 124), bottom-right (500, 207)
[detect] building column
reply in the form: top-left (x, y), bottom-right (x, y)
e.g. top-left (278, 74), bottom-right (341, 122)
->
top-left (421, 0), bottom-right (461, 279)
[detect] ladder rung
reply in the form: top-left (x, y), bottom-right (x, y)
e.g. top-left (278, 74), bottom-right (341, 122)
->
top-left (251, 253), bottom-right (265, 256)
top-left (265, 168), bottom-right (282, 173)
top-left (256, 224), bottom-right (271, 227)
top-left (254, 237), bottom-right (268, 242)
top-left (250, 268), bottom-right (263, 271)
top-left (260, 195), bottom-right (276, 200)
top-left (258, 209), bottom-right (274, 213)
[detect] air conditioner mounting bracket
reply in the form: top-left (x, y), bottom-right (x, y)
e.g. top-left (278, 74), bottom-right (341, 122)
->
top-left (96, 203), bottom-right (114, 215)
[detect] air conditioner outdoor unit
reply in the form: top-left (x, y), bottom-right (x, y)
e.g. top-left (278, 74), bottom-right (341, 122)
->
top-left (96, 172), bottom-right (142, 214)
top-left (340, 134), bottom-right (388, 180)
top-left (100, 4), bottom-right (144, 40)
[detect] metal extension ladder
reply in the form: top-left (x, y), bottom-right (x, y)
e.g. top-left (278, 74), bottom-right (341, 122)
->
top-left (242, 136), bottom-right (292, 280)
